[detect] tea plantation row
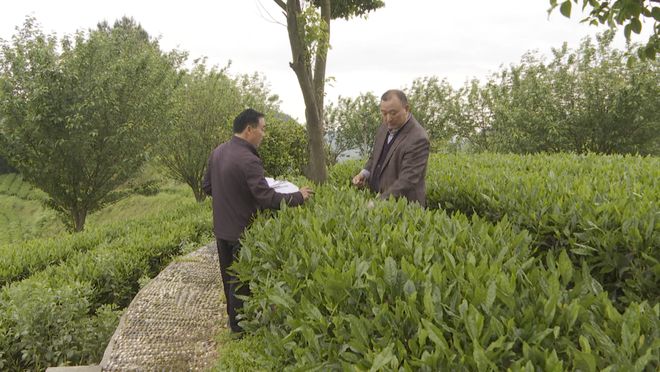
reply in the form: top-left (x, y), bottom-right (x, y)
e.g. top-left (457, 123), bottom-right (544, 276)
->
top-left (233, 181), bottom-right (658, 371)
top-left (0, 200), bottom-right (212, 370)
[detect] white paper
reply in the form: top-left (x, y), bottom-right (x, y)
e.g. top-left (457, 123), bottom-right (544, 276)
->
top-left (265, 177), bottom-right (299, 194)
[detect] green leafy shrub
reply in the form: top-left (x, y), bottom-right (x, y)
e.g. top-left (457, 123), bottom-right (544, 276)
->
top-left (327, 159), bottom-right (363, 187)
top-left (0, 281), bottom-right (121, 371)
top-left (233, 185), bottom-right (660, 370)
top-left (259, 115), bottom-right (308, 177)
top-left (0, 200), bottom-right (212, 369)
top-left (0, 183), bottom-right (197, 287)
top-left (425, 153), bottom-right (659, 307)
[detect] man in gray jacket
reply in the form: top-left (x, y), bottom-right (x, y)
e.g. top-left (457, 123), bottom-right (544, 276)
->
top-left (352, 90), bottom-right (430, 206)
top-left (203, 108), bottom-right (312, 334)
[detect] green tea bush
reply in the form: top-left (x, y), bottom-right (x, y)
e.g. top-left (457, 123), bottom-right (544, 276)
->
top-left (327, 159), bottom-right (363, 187)
top-left (0, 173), bottom-right (47, 201)
top-left (0, 184), bottom-right (197, 286)
top-left (0, 230), bottom-right (105, 286)
top-left (425, 153), bottom-right (659, 307)
top-left (0, 281), bottom-right (120, 371)
top-left (0, 200), bottom-right (212, 369)
top-left (233, 185), bottom-right (659, 371)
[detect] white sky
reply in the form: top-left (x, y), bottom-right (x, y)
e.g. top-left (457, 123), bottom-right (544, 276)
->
top-left (0, 0), bottom-right (653, 121)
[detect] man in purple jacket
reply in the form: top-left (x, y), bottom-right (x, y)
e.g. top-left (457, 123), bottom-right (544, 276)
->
top-left (203, 108), bottom-right (312, 334)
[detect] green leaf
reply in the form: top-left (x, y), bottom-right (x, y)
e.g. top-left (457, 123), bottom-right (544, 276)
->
top-left (421, 318), bottom-right (449, 351)
top-left (652, 7), bottom-right (660, 21)
top-left (466, 305), bottom-right (484, 342)
top-left (485, 280), bottom-right (496, 310)
top-left (557, 250), bottom-right (573, 284)
top-left (384, 257), bottom-right (397, 287)
top-left (579, 335), bottom-right (591, 353)
top-left (630, 18), bottom-right (642, 34)
top-left (370, 343), bottom-right (395, 371)
top-left (560, 1), bottom-right (572, 18)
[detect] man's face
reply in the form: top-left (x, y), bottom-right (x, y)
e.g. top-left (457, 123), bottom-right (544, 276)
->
top-left (380, 97), bottom-right (409, 130)
top-left (248, 117), bottom-right (266, 147)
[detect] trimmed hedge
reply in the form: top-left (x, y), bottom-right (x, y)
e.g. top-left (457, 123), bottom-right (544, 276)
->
top-left (0, 200), bottom-right (211, 370)
top-left (233, 185), bottom-right (659, 370)
top-left (424, 153), bottom-right (659, 307)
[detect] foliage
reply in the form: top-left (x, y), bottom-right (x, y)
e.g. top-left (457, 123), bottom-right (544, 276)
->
top-left (260, 115), bottom-right (308, 177)
top-left (0, 182), bottom-right (193, 285)
top-left (0, 155), bottom-right (15, 174)
top-left (458, 32), bottom-right (659, 154)
top-left (406, 77), bottom-right (461, 151)
top-left (548, 0), bottom-right (660, 59)
top-left (157, 60), bottom-right (241, 202)
top-left (0, 17), bottom-right (181, 231)
top-left (325, 92), bottom-right (381, 162)
top-left (426, 152), bottom-right (660, 307)
top-left (311, 0), bottom-right (384, 19)
top-left (0, 198), bottom-right (211, 369)
top-left (234, 71), bottom-right (282, 114)
top-left (232, 183), bottom-right (660, 370)
top-left (452, 79), bottom-right (494, 151)
top-left (273, 0), bottom-right (385, 182)
top-left (0, 173), bottom-right (60, 243)
top-left (213, 331), bottom-right (280, 372)
top-left (157, 59), bottom-right (297, 201)
top-left (327, 158), bottom-right (363, 186)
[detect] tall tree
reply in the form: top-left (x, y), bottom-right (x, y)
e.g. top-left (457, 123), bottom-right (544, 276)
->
top-left (158, 61), bottom-right (242, 202)
top-left (548, 0), bottom-right (660, 59)
top-left (0, 17), bottom-right (181, 231)
top-left (325, 92), bottom-right (381, 161)
top-left (471, 31), bottom-right (659, 154)
top-left (273, 0), bottom-right (384, 182)
top-left (406, 77), bottom-right (459, 151)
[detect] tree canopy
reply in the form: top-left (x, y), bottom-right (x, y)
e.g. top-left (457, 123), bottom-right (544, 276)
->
top-left (0, 17), bottom-right (181, 231)
top-left (548, 0), bottom-right (660, 59)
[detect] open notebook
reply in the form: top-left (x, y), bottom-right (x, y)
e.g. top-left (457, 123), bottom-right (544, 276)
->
top-left (265, 177), bottom-right (299, 194)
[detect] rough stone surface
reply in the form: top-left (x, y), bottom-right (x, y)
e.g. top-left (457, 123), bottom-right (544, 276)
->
top-left (100, 242), bottom-right (226, 371)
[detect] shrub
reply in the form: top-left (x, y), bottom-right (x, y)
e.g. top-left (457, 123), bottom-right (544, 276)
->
top-left (0, 200), bottom-right (212, 369)
top-left (425, 153), bottom-right (659, 307)
top-left (232, 185), bottom-right (660, 370)
top-left (259, 115), bottom-right (308, 177)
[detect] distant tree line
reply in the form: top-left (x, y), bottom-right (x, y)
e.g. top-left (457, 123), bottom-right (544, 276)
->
top-left (326, 31), bottom-right (659, 160)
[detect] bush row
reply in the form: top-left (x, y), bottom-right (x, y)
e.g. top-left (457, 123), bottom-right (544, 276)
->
top-left (0, 173), bottom-right (45, 201)
top-left (424, 153), bottom-right (659, 307)
top-left (0, 228), bottom-right (107, 287)
top-left (0, 198), bottom-right (175, 287)
top-left (0, 200), bottom-right (211, 371)
top-left (233, 186), bottom-right (659, 371)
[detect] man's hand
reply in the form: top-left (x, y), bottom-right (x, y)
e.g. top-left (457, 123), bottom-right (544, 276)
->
top-left (300, 186), bottom-right (314, 200)
top-left (352, 172), bottom-right (366, 188)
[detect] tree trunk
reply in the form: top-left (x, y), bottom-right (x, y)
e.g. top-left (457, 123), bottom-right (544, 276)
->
top-left (72, 209), bottom-right (87, 232)
top-left (192, 185), bottom-right (206, 203)
top-left (282, 0), bottom-right (329, 183)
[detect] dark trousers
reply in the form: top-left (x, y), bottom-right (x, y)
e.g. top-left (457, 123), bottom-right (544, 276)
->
top-left (216, 239), bottom-right (250, 333)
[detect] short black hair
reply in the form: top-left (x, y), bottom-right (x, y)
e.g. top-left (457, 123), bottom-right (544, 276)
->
top-left (233, 108), bottom-right (265, 133)
top-left (381, 89), bottom-right (408, 107)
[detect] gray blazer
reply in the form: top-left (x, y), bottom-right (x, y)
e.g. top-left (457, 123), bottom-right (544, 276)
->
top-left (364, 115), bottom-right (430, 206)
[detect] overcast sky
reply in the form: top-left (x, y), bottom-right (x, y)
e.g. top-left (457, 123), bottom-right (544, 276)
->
top-left (1, 0), bottom-right (653, 121)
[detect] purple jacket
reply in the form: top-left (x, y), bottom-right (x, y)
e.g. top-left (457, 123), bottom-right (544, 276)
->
top-left (202, 136), bottom-right (304, 241)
